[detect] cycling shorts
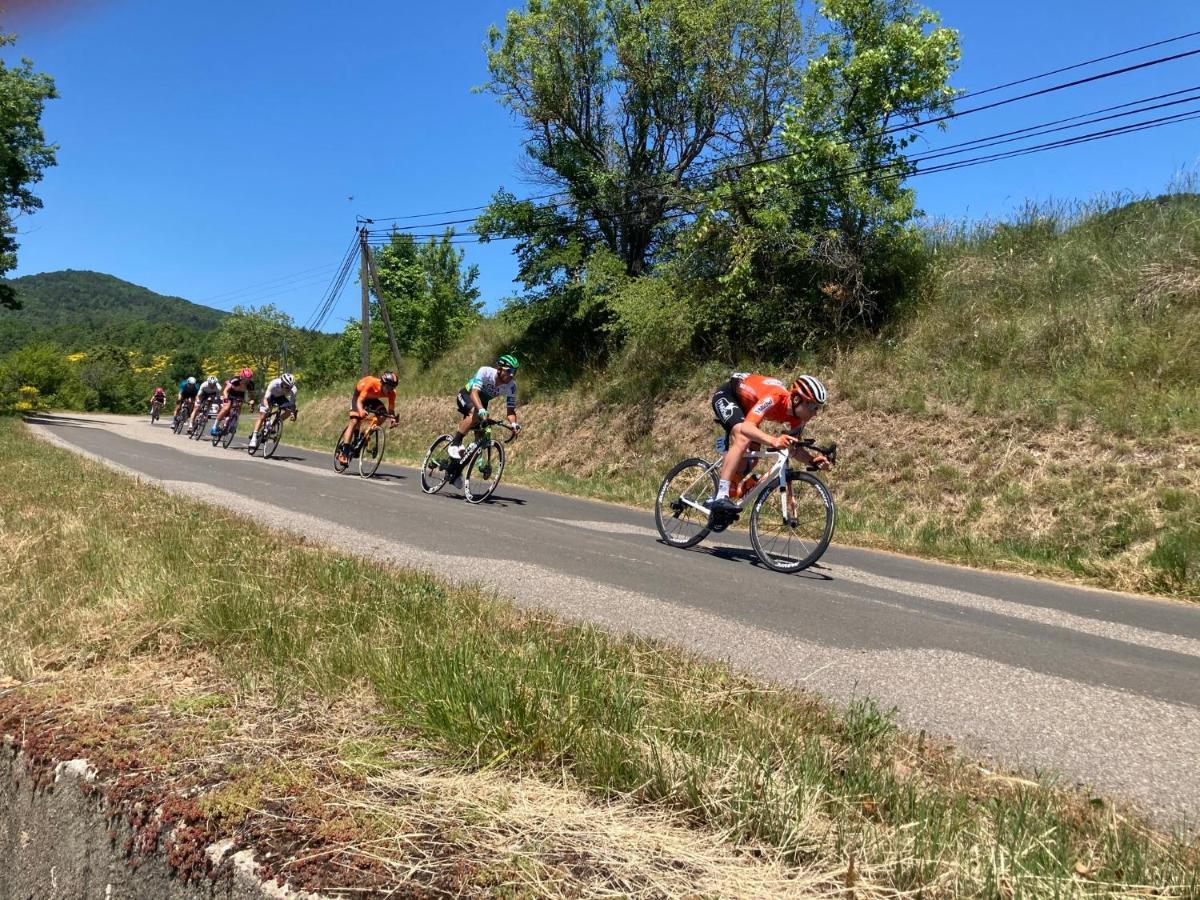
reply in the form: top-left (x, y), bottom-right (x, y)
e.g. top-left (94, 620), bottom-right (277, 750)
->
top-left (349, 393), bottom-right (389, 419)
top-left (455, 388), bottom-right (484, 417)
top-left (711, 379), bottom-right (745, 435)
top-left (259, 394), bottom-right (293, 414)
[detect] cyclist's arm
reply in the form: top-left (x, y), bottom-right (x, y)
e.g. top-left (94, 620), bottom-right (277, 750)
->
top-left (385, 391), bottom-right (396, 416)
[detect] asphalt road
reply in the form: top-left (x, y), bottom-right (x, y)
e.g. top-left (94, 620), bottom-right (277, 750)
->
top-left (26, 413), bottom-right (1200, 827)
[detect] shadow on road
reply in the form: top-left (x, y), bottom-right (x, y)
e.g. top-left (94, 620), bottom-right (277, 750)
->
top-left (22, 413), bottom-right (106, 429)
top-left (663, 541), bottom-right (835, 581)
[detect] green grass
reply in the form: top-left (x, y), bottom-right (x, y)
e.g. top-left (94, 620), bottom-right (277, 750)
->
top-left (839, 190), bottom-right (1200, 437)
top-left (3, 418), bottom-right (1198, 896)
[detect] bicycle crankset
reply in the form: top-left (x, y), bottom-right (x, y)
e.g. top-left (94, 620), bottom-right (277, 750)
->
top-left (707, 508), bottom-right (739, 532)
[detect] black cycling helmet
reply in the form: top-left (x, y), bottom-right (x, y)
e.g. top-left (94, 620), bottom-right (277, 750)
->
top-left (381, 371), bottom-right (398, 387)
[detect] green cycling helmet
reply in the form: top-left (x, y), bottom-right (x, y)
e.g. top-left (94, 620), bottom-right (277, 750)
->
top-left (497, 353), bottom-right (519, 372)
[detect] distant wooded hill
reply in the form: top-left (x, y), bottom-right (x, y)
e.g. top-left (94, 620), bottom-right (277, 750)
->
top-left (0, 270), bottom-right (226, 354)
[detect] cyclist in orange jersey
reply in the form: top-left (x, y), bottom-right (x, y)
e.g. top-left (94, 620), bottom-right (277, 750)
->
top-left (336, 371), bottom-right (398, 466)
top-left (707, 372), bottom-right (832, 515)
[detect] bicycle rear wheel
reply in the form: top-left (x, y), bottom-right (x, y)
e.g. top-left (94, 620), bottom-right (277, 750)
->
top-left (358, 425), bottom-right (385, 477)
top-left (654, 457), bottom-right (718, 548)
top-left (464, 440), bottom-right (505, 503)
top-left (420, 435), bottom-right (456, 494)
top-left (748, 471), bottom-right (836, 573)
top-left (262, 414), bottom-right (283, 458)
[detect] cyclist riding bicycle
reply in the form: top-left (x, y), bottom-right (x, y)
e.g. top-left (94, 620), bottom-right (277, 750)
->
top-left (173, 376), bottom-right (199, 420)
top-left (446, 354), bottom-right (521, 460)
top-left (706, 372), bottom-right (832, 515)
top-left (150, 386), bottom-right (167, 411)
top-left (248, 373), bottom-right (298, 452)
top-left (336, 371), bottom-right (398, 466)
top-left (188, 376), bottom-right (223, 434)
top-left (211, 368), bottom-right (255, 436)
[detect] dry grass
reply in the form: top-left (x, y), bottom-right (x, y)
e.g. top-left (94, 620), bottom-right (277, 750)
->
top-left (2, 658), bottom-right (844, 898)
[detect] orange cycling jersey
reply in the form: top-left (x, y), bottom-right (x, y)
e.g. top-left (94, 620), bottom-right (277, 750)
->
top-left (734, 373), bottom-right (802, 429)
top-left (355, 376), bottom-right (396, 413)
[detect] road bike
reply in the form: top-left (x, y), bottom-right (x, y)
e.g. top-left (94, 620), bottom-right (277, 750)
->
top-left (210, 399), bottom-right (242, 449)
top-left (333, 411), bottom-right (392, 477)
top-left (654, 433), bottom-right (837, 573)
top-left (420, 418), bottom-right (517, 503)
top-left (190, 398), bottom-right (220, 440)
top-left (248, 404), bottom-right (292, 459)
top-left (172, 398), bottom-right (194, 434)
top-left (150, 399), bottom-right (163, 423)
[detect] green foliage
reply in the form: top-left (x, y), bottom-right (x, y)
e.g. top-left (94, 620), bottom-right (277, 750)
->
top-left (0, 31), bottom-right (57, 308)
top-left (679, 0), bottom-right (957, 358)
top-left (212, 303), bottom-right (295, 379)
top-left (478, 0), bottom-right (809, 362)
top-left (165, 349), bottom-right (206, 385)
top-left (368, 230), bottom-right (482, 368)
top-left (0, 270), bottom-right (225, 354)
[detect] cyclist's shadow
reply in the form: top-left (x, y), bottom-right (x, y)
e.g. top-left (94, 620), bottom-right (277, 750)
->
top-left (672, 542), bottom-right (835, 581)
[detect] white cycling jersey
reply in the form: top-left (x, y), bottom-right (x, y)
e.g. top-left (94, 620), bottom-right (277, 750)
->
top-left (466, 366), bottom-right (517, 410)
top-left (259, 377), bottom-right (297, 412)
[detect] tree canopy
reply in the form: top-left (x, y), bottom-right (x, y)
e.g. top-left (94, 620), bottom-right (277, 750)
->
top-left (0, 30), bottom-right (57, 309)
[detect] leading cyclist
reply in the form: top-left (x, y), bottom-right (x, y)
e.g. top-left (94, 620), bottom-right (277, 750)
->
top-left (446, 354), bottom-right (521, 460)
top-left (706, 372), bottom-right (832, 515)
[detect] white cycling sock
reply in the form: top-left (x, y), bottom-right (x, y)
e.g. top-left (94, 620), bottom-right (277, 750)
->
top-left (716, 479), bottom-right (731, 500)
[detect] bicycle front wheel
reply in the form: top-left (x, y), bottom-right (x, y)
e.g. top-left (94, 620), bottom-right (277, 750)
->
top-left (332, 434), bottom-right (350, 473)
top-left (420, 435), bottom-right (455, 494)
top-left (749, 471), bottom-right (836, 573)
top-left (654, 457), bottom-right (717, 548)
top-left (359, 425), bottom-right (385, 478)
top-left (221, 418), bottom-right (237, 449)
top-left (262, 415), bottom-right (283, 458)
top-left (465, 440), bottom-right (505, 503)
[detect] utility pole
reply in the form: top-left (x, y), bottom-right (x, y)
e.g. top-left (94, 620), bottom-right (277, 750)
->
top-left (361, 237), bottom-right (405, 374)
top-left (358, 227), bottom-right (371, 377)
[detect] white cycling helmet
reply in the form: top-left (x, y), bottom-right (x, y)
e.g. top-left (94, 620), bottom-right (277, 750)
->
top-left (187, 376), bottom-right (197, 385)
top-left (281, 373), bottom-right (295, 388)
top-left (206, 375), bottom-right (218, 386)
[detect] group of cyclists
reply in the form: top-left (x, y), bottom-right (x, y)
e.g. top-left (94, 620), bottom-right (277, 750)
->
top-left (151, 368), bottom-right (298, 451)
top-left (150, 352), bottom-right (834, 521)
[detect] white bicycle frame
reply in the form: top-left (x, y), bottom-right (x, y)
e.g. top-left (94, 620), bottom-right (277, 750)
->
top-left (677, 444), bottom-right (796, 517)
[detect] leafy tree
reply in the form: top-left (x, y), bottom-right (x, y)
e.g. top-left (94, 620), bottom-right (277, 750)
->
top-left (684, 0), bottom-right (959, 356)
top-left (212, 304), bottom-right (295, 380)
top-left (477, 0), bottom-right (808, 282)
top-left (0, 31), bottom-right (58, 309)
top-left (371, 230), bottom-right (482, 367)
top-left (166, 349), bottom-right (206, 385)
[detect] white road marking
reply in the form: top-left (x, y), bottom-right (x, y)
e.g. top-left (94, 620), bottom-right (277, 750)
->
top-left (830, 563), bottom-right (1200, 659)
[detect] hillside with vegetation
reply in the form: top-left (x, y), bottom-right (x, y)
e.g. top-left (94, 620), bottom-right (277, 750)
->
top-left (0, 269), bottom-right (226, 354)
top-left (292, 192), bottom-right (1200, 600)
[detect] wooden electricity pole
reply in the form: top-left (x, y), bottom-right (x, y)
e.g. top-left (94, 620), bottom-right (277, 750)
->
top-left (358, 227), bottom-right (371, 377)
top-left (357, 227), bottom-right (405, 375)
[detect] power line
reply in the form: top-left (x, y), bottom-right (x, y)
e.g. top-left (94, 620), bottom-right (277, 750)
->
top-left (360, 103), bottom-right (1200, 248)
top-left (303, 231), bottom-right (361, 332)
top-left (196, 262), bottom-right (339, 304)
top-left (359, 29), bottom-right (1200, 226)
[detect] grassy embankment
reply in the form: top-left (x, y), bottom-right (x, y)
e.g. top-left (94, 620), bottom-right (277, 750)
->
top-left (289, 194), bottom-right (1200, 600)
top-left (5, 421), bottom-right (1198, 896)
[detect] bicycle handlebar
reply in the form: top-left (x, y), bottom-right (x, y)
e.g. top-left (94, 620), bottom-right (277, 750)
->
top-left (481, 419), bottom-right (519, 444)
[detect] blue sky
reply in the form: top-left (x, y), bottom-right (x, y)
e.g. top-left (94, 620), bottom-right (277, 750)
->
top-left (6, 0), bottom-right (1199, 329)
